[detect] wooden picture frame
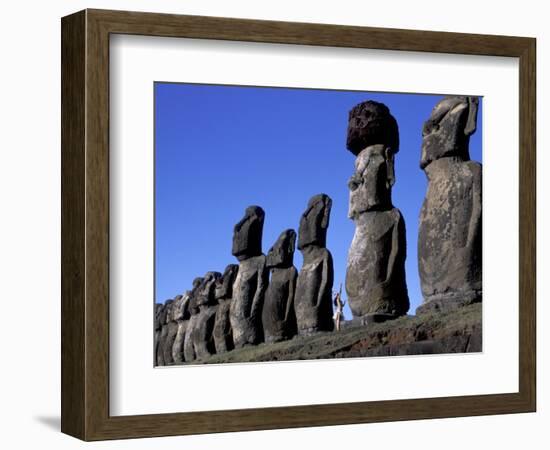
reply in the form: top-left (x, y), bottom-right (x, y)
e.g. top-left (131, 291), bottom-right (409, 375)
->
top-left (61, 9), bottom-right (536, 441)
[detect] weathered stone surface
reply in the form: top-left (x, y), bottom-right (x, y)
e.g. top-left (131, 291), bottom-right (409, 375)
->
top-left (183, 277), bottom-right (203, 363)
top-left (230, 206), bottom-right (268, 348)
top-left (295, 194), bottom-right (334, 335)
top-left (262, 229), bottom-right (298, 343)
top-left (417, 96), bottom-right (482, 313)
top-left (196, 302), bottom-right (482, 365)
top-left (346, 100), bottom-right (399, 156)
top-left (345, 101), bottom-right (409, 323)
top-left (193, 271), bottom-right (221, 359)
top-left (213, 264), bottom-right (239, 354)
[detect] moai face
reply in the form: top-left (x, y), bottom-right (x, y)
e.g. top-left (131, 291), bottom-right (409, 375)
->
top-left (298, 194), bottom-right (332, 250)
top-left (346, 100), bottom-right (399, 156)
top-left (420, 96), bottom-right (479, 169)
top-left (232, 206), bottom-right (265, 261)
top-left (215, 264), bottom-right (239, 301)
top-left (195, 272), bottom-right (221, 307)
top-left (266, 229), bottom-right (296, 269)
top-left (348, 144), bottom-right (395, 218)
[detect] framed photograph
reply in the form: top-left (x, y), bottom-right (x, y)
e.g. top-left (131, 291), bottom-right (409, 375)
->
top-left (61, 9), bottom-right (536, 440)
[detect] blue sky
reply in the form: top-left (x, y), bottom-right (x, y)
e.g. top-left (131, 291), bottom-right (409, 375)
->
top-left (155, 83), bottom-right (482, 318)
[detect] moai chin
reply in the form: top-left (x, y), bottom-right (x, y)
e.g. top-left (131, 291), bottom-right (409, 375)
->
top-left (417, 96), bottom-right (482, 314)
top-left (262, 229), bottom-right (298, 343)
top-left (183, 277), bottom-right (203, 363)
top-left (213, 264), bottom-right (239, 354)
top-left (193, 271), bottom-right (221, 359)
top-left (345, 100), bottom-right (409, 324)
top-left (294, 194), bottom-right (334, 335)
top-left (229, 206), bottom-right (268, 347)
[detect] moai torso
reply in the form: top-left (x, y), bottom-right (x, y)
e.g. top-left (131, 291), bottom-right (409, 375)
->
top-left (417, 96), bottom-right (482, 313)
top-left (193, 272), bottom-right (221, 360)
top-left (229, 206), bottom-right (268, 347)
top-left (295, 194), bottom-right (334, 335)
top-left (344, 101), bottom-right (409, 323)
top-left (262, 229), bottom-right (298, 343)
top-left (213, 264), bottom-right (239, 354)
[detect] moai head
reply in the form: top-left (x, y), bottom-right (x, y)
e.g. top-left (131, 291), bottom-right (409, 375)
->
top-left (267, 229), bottom-right (297, 268)
top-left (298, 194), bottom-right (332, 250)
top-left (420, 96), bottom-right (479, 169)
top-left (348, 144), bottom-right (395, 218)
top-left (215, 264), bottom-right (239, 301)
top-left (154, 303), bottom-right (165, 330)
top-left (232, 206), bottom-right (265, 261)
top-left (346, 100), bottom-right (399, 156)
top-left (171, 294), bottom-right (185, 321)
top-left (188, 277), bottom-right (203, 317)
top-left (195, 272), bottom-right (221, 308)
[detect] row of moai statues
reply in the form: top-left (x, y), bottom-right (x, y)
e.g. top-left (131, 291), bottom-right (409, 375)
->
top-left (155, 194), bottom-right (335, 365)
top-left (155, 94), bottom-right (483, 364)
top-left (344, 96), bottom-right (482, 323)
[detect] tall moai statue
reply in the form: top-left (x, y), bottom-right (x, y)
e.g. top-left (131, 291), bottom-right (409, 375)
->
top-left (417, 96), bottom-right (482, 314)
top-left (171, 291), bottom-right (190, 364)
top-left (156, 299), bottom-right (173, 366)
top-left (193, 271), bottom-right (221, 359)
top-left (230, 206), bottom-right (268, 348)
top-left (213, 264), bottom-right (239, 354)
top-left (295, 194), bottom-right (334, 335)
top-left (262, 229), bottom-right (298, 343)
top-left (171, 278), bottom-right (203, 364)
top-left (345, 100), bottom-right (409, 324)
top-left (162, 295), bottom-right (183, 365)
top-left (154, 303), bottom-right (165, 366)
top-left (183, 277), bottom-right (203, 363)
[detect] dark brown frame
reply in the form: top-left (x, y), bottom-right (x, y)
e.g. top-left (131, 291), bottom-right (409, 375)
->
top-left (61, 8), bottom-right (536, 441)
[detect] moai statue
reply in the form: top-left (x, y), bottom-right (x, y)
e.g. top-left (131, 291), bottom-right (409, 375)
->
top-left (193, 271), bottom-right (221, 359)
top-left (213, 264), bottom-right (239, 354)
top-left (345, 100), bottom-right (410, 324)
top-left (295, 194), bottom-right (334, 335)
top-left (230, 206), bottom-right (268, 348)
top-left (262, 229), bottom-right (298, 343)
top-left (417, 96), bottom-right (482, 314)
top-left (171, 284), bottom-right (196, 363)
top-left (156, 299), bottom-right (173, 366)
top-left (154, 303), bottom-right (165, 366)
top-left (162, 295), bottom-right (182, 365)
top-left (183, 277), bottom-right (203, 363)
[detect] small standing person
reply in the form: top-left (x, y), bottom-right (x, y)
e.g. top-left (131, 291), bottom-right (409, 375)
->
top-left (333, 285), bottom-right (346, 332)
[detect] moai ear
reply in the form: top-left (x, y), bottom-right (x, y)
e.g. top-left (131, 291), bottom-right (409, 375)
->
top-left (385, 148), bottom-right (396, 188)
top-left (464, 96), bottom-right (479, 137)
top-left (288, 230), bottom-right (296, 254)
top-left (321, 196), bottom-right (332, 229)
